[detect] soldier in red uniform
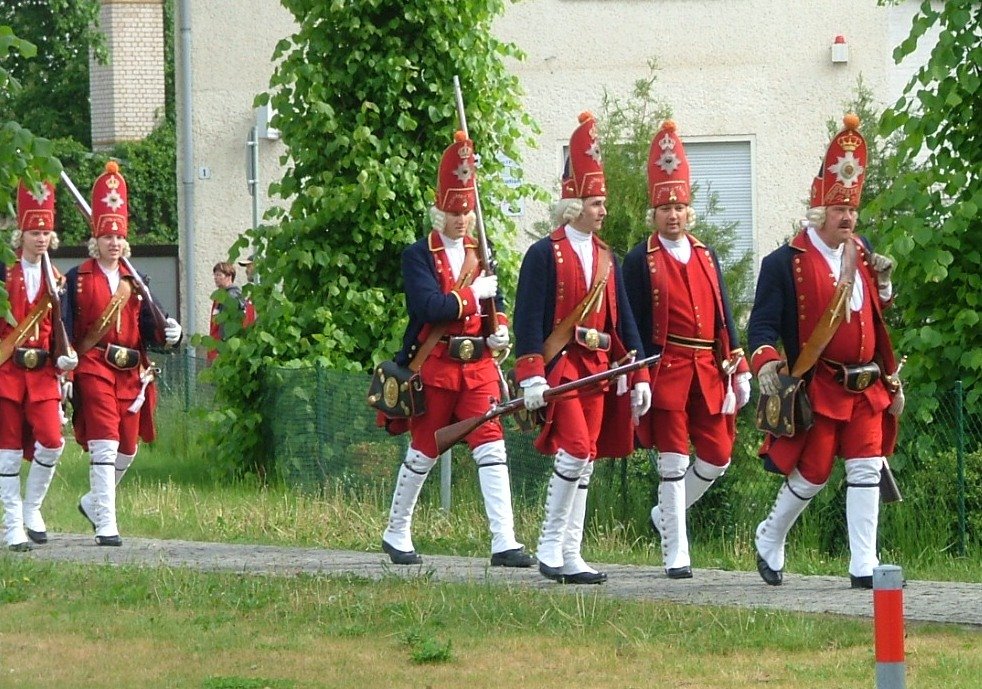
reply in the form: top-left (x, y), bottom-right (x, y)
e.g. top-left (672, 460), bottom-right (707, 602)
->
top-left (0, 181), bottom-right (78, 550)
top-left (748, 115), bottom-right (902, 588)
top-left (513, 112), bottom-right (652, 584)
top-left (623, 120), bottom-right (751, 579)
top-left (65, 162), bottom-right (183, 546)
top-left (380, 132), bottom-right (534, 569)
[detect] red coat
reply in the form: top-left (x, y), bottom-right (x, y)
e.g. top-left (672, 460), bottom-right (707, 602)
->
top-left (65, 258), bottom-right (162, 445)
top-left (0, 261), bottom-right (61, 405)
top-left (749, 232), bottom-right (899, 471)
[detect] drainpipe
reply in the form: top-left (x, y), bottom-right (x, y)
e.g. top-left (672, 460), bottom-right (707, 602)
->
top-left (177, 0), bottom-right (195, 332)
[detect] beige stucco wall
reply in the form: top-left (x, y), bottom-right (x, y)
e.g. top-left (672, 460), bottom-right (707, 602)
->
top-left (181, 0), bottom-right (930, 335)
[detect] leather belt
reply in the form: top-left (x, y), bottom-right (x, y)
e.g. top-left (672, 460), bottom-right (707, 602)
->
top-left (13, 347), bottom-right (49, 370)
top-left (821, 358), bottom-right (881, 393)
top-left (574, 326), bottom-right (610, 352)
top-left (666, 334), bottom-right (714, 350)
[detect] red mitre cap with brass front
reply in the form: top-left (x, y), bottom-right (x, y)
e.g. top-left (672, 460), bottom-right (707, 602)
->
top-left (647, 120), bottom-right (691, 207)
top-left (17, 180), bottom-right (56, 231)
top-left (561, 111), bottom-right (606, 199)
top-left (90, 160), bottom-right (128, 238)
top-left (810, 113), bottom-right (867, 208)
top-left (435, 130), bottom-right (477, 213)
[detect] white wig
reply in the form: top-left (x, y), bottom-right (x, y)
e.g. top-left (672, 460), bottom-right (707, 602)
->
top-left (805, 206), bottom-right (826, 229)
top-left (88, 236), bottom-right (132, 259)
top-left (549, 197), bottom-right (584, 227)
top-left (428, 205), bottom-right (475, 233)
top-left (11, 229), bottom-right (60, 251)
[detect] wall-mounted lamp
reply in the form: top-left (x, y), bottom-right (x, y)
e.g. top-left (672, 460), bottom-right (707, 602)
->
top-left (831, 35), bottom-right (849, 64)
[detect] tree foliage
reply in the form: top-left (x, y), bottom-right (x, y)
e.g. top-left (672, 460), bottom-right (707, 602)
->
top-left (865, 1), bottom-right (982, 415)
top-left (203, 0), bottom-right (542, 477)
top-left (0, 0), bottom-right (105, 146)
top-left (1, 24), bottom-right (64, 315)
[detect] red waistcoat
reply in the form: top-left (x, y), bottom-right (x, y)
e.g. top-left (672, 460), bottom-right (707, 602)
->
top-left (0, 261), bottom-right (60, 403)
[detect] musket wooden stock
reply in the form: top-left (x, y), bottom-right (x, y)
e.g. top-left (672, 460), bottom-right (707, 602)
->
top-left (121, 257), bottom-right (168, 343)
top-left (433, 352), bottom-right (660, 454)
top-left (40, 252), bottom-right (74, 361)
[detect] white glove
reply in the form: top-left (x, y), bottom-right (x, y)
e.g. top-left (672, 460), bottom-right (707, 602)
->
top-left (758, 360), bottom-right (784, 396)
top-left (735, 372), bottom-right (752, 409)
top-left (60, 378), bottom-right (73, 401)
top-left (521, 378), bottom-right (549, 411)
top-left (470, 275), bottom-right (498, 300)
top-left (56, 352), bottom-right (79, 372)
top-left (487, 324), bottom-right (510, 352)
top-left (888, 384), bottom-right (905, 417)
top-left (871, 252), bottom-right (895, 287)
top-left (630, 381), bottom-right (651, 422)
top-left (164, 317), bottom-right (183, 345)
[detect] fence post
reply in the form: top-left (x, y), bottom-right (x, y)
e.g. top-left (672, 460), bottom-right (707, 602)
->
top-left (440, 449), bottom-right (452, 511)
top-left (873, 564), bottom-right (905, 689)
top-left (954, 380), bottom-right (966, 556)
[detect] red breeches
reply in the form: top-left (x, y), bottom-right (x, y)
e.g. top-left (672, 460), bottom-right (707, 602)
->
top-left (545, 390), bottom-right (605, 460)
top-left (76, 373), bottom-right (142, 455)
top-left (409, 379), bottom-right (503, 458)
top-left (796, 394), bottom-right (884, 485)
top-left (650, 381), bottom-right (734, 464)
top-left (0, 398), bottom-right (63, 450)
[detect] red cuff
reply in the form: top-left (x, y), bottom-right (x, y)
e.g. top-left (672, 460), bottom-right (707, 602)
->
top-left (495, 311), bottom-right (509, 328)
top-left (750, 345), bottom-right (782, 375)
top-left (452, 288), bottom-right (479, 318)
top-left (514, 354), bottom-right (545, 382)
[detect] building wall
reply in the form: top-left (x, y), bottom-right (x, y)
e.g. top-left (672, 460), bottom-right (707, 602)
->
top-left (90, 0), bottom-right (166, 149)
top-left (181, 0), bottom-right (932, 334)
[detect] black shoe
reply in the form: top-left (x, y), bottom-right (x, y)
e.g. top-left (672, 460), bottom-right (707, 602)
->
top-left (538, 562), bottom-right (564, 582)
top-left (490, 547), bottom-right (535, 568)
top-left (850, 575), bottom-right (873, 589)
top-left (78, 502), bottom-right (96, 532)
top-left (381, 539), bottom-right (422, 565)
top-left (8, 542), bottom-right (31, 552)
top-left (26, 529), bottom-right (48, 544)
top-left (666, 566), bottom-right (693, 580)
top-left (95, 535), bottom-right (122, 547)
top-left (756, 553), bottom-right (783, 586)
top-left (560, 570), bottom-right (608, 585)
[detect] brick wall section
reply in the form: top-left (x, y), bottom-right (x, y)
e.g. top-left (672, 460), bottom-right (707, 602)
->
top-left (89, 0), bottom-right (166, 150)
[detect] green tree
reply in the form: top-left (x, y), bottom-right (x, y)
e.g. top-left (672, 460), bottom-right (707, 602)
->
top-left (0, 0), bottom-right (105, 146)
top-left (866, 1), bottom-right (982, 415)
top-left (203, 0), bottom-right (543, 477)
top-left (1, 25), bottom-right (64, 314)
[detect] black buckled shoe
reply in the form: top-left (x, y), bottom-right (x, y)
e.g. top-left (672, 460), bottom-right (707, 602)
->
top-left (8, 541), bottom-right (31, 552)
top-left (560, 570), bottom-right (607, 585)
top-left (666, 566), bottom-right (693, 580)
top-left (382, 539), bottom-right (422, 565)
top-left (490, 547), bottom-right (535, 568)
top-left (756, 553), bottom-right (783, 586)
top-left (95, 535), bottom-right (122, 547)
top-left (850, 575), bottom-right (873, 589)
top-left (538, 562), bottom-right (565, 582)
top-left (26, 529), bottom-right (48, 544)
top-left (78, 502), bottom-right (96, 532)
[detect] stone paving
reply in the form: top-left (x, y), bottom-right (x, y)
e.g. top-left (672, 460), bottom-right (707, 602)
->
top-left (23, 533), bottom-right (982, 628)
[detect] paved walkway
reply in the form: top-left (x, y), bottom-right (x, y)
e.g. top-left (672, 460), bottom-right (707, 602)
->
top-left (24, 533), bottom-right (982, 627)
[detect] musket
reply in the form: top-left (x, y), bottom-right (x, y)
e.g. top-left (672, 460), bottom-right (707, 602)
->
top-left (452, 75), bottom-right (497, 338)
top-left (59, 170), bottom-right (169, 344)
top-left (40, 251), bottom-right (74, 362)
top-left (434, 352), bottom-right (660, 454)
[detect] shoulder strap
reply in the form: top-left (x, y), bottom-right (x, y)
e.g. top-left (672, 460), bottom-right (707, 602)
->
top-left (0, 294), bottom-right (53, 367)
top-left (541, 244), bottom-right (611, 364)
top-left (790, 239), bottom-right (858, 378)
top-left (76, 278), bottom-right (134, 356)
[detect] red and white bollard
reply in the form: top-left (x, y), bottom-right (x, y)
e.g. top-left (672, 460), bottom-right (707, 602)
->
top-left (873, 565), bottom-right (906, 689)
